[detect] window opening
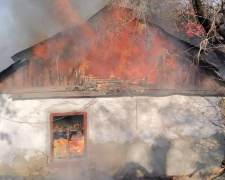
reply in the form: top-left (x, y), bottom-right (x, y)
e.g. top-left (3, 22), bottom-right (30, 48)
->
top-left (50, 113), bottom-right (87, 160)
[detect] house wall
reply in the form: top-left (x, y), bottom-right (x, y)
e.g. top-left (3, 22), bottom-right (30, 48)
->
top-left (0, 94), bottom-right (224, 179)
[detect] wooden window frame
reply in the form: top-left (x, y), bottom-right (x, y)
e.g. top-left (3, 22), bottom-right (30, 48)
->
top-left (49, 112), bottom-right (87, 163)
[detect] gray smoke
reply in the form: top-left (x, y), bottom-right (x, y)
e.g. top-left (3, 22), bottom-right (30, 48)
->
top-left (0, 0), bottom-right (106, 72)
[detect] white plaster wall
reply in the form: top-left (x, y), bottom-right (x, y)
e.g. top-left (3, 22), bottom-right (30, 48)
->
top-left (0, 94), bottom-right (224, 177)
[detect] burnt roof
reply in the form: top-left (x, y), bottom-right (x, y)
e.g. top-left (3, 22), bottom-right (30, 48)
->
top-left (0, 59), bottom-right (29, 83)
top-left (1, 5), bottom-right (225, 98)
top-left (6, 5), bottom-right (225, 82)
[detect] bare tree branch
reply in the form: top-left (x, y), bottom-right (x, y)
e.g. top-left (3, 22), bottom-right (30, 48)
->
top-left (192, 0), bottom-right (225, 43)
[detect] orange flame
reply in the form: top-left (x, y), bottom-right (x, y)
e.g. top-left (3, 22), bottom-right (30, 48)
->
top-left (30, 5), bottom-right (179, 86)
top-left (69, 140), bottom-right (84, 156)
top-left (53, 139), bottom-right (84, 159)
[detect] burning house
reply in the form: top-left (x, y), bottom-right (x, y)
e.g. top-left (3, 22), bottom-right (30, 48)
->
top-left (0, 2), bottom-right (225, 180)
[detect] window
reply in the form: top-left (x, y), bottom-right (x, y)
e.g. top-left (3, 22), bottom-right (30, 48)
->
top-left (50, 112), bottom-right (87, 161)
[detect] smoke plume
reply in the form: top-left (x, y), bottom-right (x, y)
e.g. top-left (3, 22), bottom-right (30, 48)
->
top-left (0, 0), bottom-right (106, 72)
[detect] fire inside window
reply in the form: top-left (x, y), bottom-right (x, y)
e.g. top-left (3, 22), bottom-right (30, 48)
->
top-left (50, 112), bottom-right (87, 160)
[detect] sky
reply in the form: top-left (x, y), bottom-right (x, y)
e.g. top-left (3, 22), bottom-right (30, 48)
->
top-left (0, 0), bottom-right (106, 72)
